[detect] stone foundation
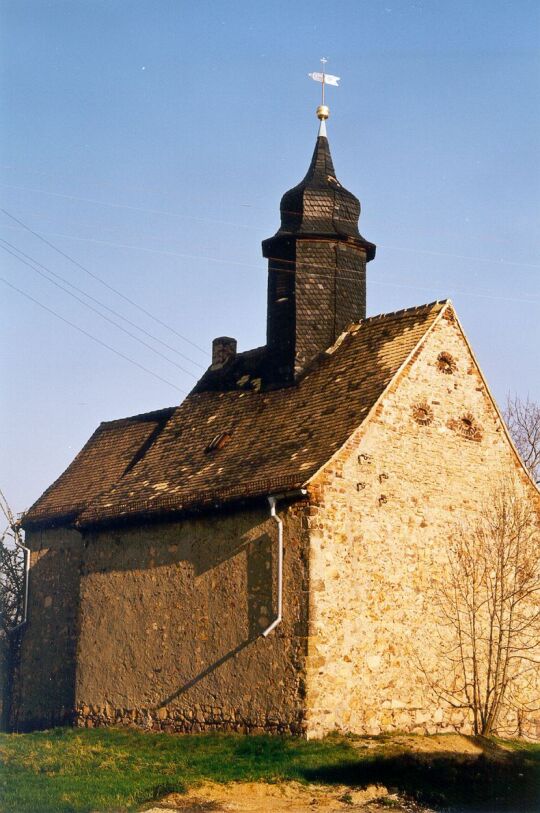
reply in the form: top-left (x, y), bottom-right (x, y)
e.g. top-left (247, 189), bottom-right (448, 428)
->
top-left (74, 703), bottom-right (305, 735)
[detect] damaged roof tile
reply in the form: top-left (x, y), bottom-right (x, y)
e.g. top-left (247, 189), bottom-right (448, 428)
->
top-left (23, 303), bottom-right (445, 530)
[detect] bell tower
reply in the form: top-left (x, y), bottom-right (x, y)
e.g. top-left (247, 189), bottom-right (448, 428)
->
top-left (262, 106), bottom-right (375, 382)
top-left (195, 89), bottom-right (377, 395)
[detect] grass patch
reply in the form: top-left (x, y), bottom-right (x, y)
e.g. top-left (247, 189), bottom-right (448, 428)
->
top-left (0, 727), bottom-right (538, 812)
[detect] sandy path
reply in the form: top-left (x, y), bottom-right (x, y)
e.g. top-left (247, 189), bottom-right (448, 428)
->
top-left (144, 779), bottom-right (434, 812)
top-left (142, 734), bottom-right (485, 812)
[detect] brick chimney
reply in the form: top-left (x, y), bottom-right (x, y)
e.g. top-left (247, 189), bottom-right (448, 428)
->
top-left (211, 336), bottom-right (237, 368)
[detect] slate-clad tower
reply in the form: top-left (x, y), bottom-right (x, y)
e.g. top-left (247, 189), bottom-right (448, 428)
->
top-left (194, 112), bottom-right (376, 395)
top-left (262, 117), bottom-right (376, 382)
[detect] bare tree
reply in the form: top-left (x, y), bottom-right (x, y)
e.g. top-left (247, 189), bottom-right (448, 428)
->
top-left (0, 490), bottom-right (26, 730)
top-left (427, 484), bottom-right (540, 737)
top-left (504, 395), bottom-right (540, 484)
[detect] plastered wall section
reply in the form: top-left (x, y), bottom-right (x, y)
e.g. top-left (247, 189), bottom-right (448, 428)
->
top-left (16, 528), bottom-right (83, 730)
top-left (73, 504), bottom-right (309, 733)
top-left (305, 309), bottom-right (540, 739)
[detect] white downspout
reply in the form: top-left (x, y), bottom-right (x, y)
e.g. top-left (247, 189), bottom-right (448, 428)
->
top-left (262, 495), bottom-right (283, 637)
top-left (10, 537), bottom-right (30, 632)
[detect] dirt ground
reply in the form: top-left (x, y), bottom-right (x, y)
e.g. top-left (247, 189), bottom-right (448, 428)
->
top-left (142, 734), bottom-right (488, 813)
top-left (143, 780), bottom-right (434, 812)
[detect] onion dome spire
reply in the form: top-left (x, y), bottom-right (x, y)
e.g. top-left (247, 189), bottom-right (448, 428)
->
top-left (262, 60), bottom-right (374, 257)
top-left (263, 123), bottom-right (376, 260)
top-left (260, 72), bottom-right (377, 384)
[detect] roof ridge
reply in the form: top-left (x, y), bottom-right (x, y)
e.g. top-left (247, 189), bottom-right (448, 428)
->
top-left (233, 345), bottom-right (266, 359)
top-left (305, 298), bottom-right (449, 488)
top-left (350, 299), bottom-right (449, 330)
top-left (99, 406), bottom-right (177, 428)
top-left (23, 299), bottom-right (450, 531)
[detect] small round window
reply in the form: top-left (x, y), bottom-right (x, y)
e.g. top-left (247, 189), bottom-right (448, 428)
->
top-left (437, 352), bottom-right (457, 375)
top-left (413, 402), bottom-right (434, 426)
top-left (449, 413), bottom-right (482, 442)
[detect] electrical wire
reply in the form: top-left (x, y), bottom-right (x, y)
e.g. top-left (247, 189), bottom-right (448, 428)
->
top-left (0, 237), bottom-right (203, 369)
top-left (2, 203), bottom-right (538, 319)
top-left (0, 208), bottom-right (209, 356)
top-left (1, 215), bottom-right (537, 396)
top-left (0, 276), bottom-right (186, 393)
top-left (0, 183), bottom-right (262, 231)
top-left (265, 256), bottom-right (540, 305)
top-left (4, 216), bottom-right (537, 305)
top-left (2, 183), bottom-right (539, 270)
top-left (0, 242), bottom-right (199, 377)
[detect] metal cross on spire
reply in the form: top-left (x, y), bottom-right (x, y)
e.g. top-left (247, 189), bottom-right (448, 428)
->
top-left (308, 58), bottom-right (340, 135)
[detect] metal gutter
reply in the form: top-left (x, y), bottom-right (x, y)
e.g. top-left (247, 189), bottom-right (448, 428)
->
top-left (262, 488), bottom-right (307, 637)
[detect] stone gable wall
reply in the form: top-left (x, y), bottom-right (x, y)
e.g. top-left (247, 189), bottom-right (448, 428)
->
top-left (305, 308), bottom-right (539, 739)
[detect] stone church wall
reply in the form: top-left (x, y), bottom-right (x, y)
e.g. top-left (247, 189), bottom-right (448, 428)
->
top-left (17, 504), bottom-right (309, 734)
top-left (305, 309), bottom-right (539, 739)
top-left (15, 528), bottom-right (83, 730)
top-left (16, 306), bottom-right (538, 740)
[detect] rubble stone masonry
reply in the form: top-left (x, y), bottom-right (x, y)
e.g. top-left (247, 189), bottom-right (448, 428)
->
top-left (16, 528), bottom-right (82, 729)
top-left (17, 506), bottom-right (309, 733)
top-left (15, 307), bottom-right (539, 739)
top-left (305, 309), bottom-right (540, 739)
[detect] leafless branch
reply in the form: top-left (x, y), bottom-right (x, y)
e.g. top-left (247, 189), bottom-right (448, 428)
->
top-left (504, 394), bottom-right (540, 483)
top-left (426, 482), bottom-right (540, 736)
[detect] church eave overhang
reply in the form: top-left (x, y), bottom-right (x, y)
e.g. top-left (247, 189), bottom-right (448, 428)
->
top-left (75, 473), bottom-right (309, 531)
top-left (262, 232), bottom-right (376, 262)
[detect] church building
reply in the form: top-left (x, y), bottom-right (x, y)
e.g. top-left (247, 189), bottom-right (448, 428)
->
top-left (17, 103), bottom-right (539, 738)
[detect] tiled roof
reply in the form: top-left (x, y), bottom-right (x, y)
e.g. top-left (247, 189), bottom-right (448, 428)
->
top-left (23, 408), bottom-right (174, 529)
top-left (23, 302), bottom-right (446, 530)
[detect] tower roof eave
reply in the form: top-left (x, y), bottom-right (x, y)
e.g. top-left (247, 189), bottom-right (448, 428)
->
top-left (261, 232), bottom-right (376, 262)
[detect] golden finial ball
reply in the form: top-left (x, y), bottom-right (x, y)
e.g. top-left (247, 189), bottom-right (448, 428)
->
top-left (316, 105), bottom-right (330, 121)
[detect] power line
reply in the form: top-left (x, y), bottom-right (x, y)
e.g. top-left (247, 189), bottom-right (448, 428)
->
top-left (369, 277), bottom-right (539, 305)
top-left (0, 237), bottom-right (203, 369)
top-left (269, 256), bottom-right (538, 304)
top-left (0, 208), bottom-right (209, 356)
top-left (0, 276), bottom-right (186, 393)
top-left (1, 230), bottom-right (537, 393)
top-left (378, 243), bottom-right (540, 271)
top-left (0, 183), bottom-right (262, 231)
top-left (3, 219), bottom-right (538, 303)
top-left (4, 215), bottom-right (537, 304)
top-left (0, 221), bottom-right (261, 267)
top-left (0, 242), bottom-right (199, 378)
top-left (2, 183), bottom-right (540, 270)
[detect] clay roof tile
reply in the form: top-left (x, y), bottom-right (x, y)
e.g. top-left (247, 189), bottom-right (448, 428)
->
top-left (23, 303), bottom-right (446, 530)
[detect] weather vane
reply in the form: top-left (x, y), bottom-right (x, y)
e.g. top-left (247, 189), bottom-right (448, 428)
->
top-left (308, 57), bottom-right (340, 127)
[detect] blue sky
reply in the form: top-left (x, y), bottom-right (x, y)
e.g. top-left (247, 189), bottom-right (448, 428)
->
top-left (1, 0), bottom-right (539, 514)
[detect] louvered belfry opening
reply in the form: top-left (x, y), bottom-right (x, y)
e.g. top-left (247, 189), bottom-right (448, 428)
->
top-left (262, 133), bottom-right (376, 381)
